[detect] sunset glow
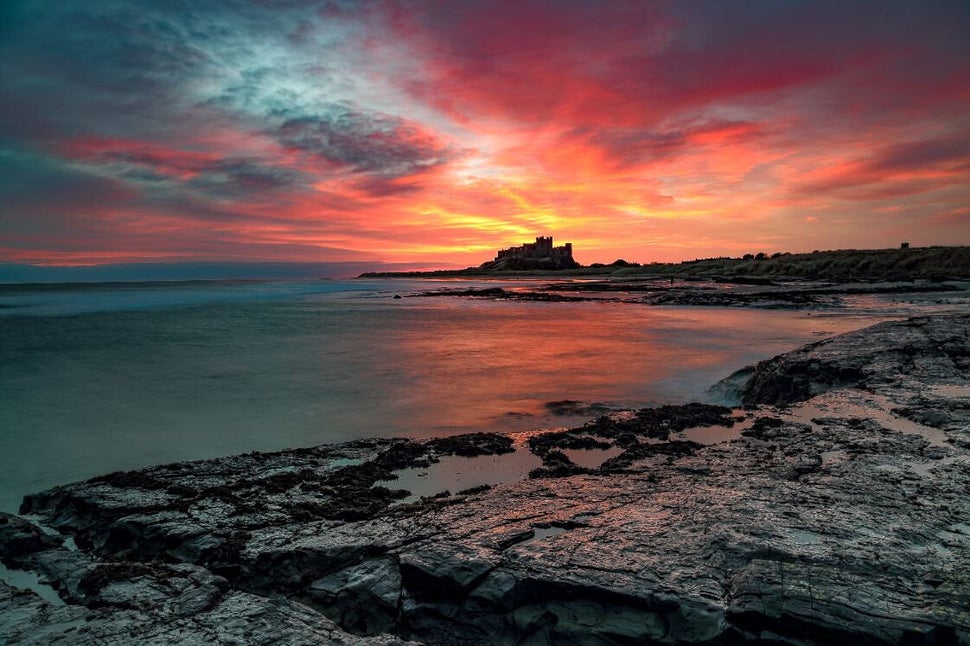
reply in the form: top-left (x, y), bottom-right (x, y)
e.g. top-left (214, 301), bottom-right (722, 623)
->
top-left (2, 1), bottom-right (968, 269)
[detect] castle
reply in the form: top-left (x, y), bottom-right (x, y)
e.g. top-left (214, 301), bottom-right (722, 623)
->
top-left (480, 236), bottom-right (579, 270)
top-left (495, 236), bottom-right (574, 262)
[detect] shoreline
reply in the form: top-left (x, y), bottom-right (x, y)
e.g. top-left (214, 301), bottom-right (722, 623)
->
top-left (5, 285), bottom-right (918, 518)
top-left (3, 314), bottom-right (969, 644)
top-left (405, 278), bottom-right (968, 309)
top-left (359, 245), bottom-right (970, 283)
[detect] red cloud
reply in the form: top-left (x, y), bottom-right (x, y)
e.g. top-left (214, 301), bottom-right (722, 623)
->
top-left (60, 137), bottom-right (225, 180)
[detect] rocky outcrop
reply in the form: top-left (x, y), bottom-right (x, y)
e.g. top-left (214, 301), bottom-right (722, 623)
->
top-left (413, 281), bottom-right (965, 309)
top-left (734, 314), bottom-right (970, 405)
top-left (0, 569), bottom-right (416, 645)
top-left (3, 315), bottom-right (970, 644)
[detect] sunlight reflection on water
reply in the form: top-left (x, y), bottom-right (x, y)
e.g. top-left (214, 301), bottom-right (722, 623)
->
top-left (0, 278), bottom-right (953, 513)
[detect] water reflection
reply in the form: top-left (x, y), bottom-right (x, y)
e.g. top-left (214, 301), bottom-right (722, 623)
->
top-left (377, 448), bottom-right (542, 504)
top-left (377, 298), bottom-right (885, 437)
top-left (0, 279), bottom-right (916, 513)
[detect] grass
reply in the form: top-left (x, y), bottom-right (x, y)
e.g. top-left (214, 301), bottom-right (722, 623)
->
top-left (360, 246), bottom-right (970, 281)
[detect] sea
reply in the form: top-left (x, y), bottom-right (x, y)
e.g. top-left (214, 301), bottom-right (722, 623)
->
top-left (1, 277), bottom-right (965, 514)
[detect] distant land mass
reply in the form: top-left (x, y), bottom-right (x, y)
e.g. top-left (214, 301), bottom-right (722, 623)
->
top-left (0, 261), bottom-right (433, 284)
top-left (4, 245), bottom-right (968, 285)
top-left (360, 243), bottom-right (970, 282)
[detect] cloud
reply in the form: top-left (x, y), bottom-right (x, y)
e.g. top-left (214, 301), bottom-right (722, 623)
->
top-left (0, 151), bottom-right (135, 218)
top-left (393, 1), bottom-right (969, 136)
top-left (56, 136), bottom-right (312, 199)
top-left (867, 138), bottom-right (970, 175)
top-left (792, 136), bottom-right (970, 199)
top-left (270, 103), bottom-right (457, 179)
top-left (1, 0), bottom-right (968, 265)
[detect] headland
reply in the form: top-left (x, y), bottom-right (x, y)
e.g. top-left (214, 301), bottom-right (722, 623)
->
top-left (360, 243), bottom-right (970, 282)
top-left (363, 241), bottom-right (970, 310)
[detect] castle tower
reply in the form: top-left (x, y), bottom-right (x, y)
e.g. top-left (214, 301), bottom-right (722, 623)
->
top-left (487, 235), bottom-right (577, 268)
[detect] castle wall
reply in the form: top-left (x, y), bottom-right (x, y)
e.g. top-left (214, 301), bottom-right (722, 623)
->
top-left (494, 236), bottom-right (574, 262)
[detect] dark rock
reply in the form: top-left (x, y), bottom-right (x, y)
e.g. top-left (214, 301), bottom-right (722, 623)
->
top-left (0, 512), bottom-right (61, 564)
top-left (643, 288), bottom-right (820, 308)
top-left (527, 430), bottom-right (612, 456)
top-left (892, 404), bottom-right (966, 429)
top-left (581, 402), bottom-right (735, 442)
top-left (416, 277), bottom-right (964, 310)
top-left (543, 399), bottom-right (613, 416)
top-left (741, 416), bottom-right (787, 439)
top-left (455, 484), bottom-right (491, 496)
top-left (730, 314), bottom-right (970, 406)
top-left (400, 543), bottom-right (497, 601)
top-left (426, 432), bottom-right (514, 457)
top-left (309, 558), bottom-right (402, 635)
top-left (599, 440), bottom-right (703, 471)
top-left (527, 449), bottom-right (591, 479)
top-left (0, 573), bottom-right (415, 645)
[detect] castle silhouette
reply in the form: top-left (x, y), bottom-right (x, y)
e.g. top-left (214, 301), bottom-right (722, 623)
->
top-left (480, 236), bottom-right (579, 270)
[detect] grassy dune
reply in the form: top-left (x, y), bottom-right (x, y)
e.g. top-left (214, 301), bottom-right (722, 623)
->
top-left (619, 245), bottom-right (970, 281)
top-left (361, 245), bottom-right (970, 281)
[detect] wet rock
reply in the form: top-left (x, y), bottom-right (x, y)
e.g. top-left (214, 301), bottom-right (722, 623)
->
top-left (527, 430), bottom-right (612, 456)
top-left (741, 416), bottom-right (788, 440)
top-left (0, 515), bottom-right (417, 644)
top-left (599, 439), bottom-right (702, 471)
top-left (431, 280), bottom-right (966, 309)
top-left (642, 288), bottom-right (822, 308)
top-left (731, 314), bottom-right (970, 406)
top-left (400, 543), bottom-right (498, 600)
top-left (0, 578), bottom-right (417, 645)
top-left (426, 432), bottom-right (514, 457)
top-left (0, 513), bottom-right (61, 564)
top-left (543, 400), bottom-right (614, 416)
top-left (893, 402), bottom-right (969, 430)
top-left (309, 558), bottom-right (402, 635)
top-left (581, 402), bottom-right (735, 442)
top-left (419, 286), bottom-right (509, 298)
top-left (416, 286), bottom-right (604, 302)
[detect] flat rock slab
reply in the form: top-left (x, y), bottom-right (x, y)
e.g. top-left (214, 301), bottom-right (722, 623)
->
top-left (3, 314), bottom-right (969, 645)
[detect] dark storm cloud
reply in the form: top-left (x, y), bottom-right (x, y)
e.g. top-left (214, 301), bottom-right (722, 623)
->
top-left (1, 1), bottom-right (370, 145)
top-left (0, 152), bottom-right (134, 218)
top-left (106, 150), bottom-right (309, 193)
top-left (0, 2), bottom-right (223, 143)
top-left (206, 160), bottom-right (306, 190)
top-left (867, 138), bottom-right (970, 175)
top-left (270, 103), bottom-right (456, 178)
top-left (1, 0), bottom-right (452, 206)
top-left (0, 150), bottom-right (276, 236)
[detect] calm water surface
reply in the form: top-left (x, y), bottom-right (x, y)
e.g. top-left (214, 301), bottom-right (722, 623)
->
top-left (0, 278), bottom-right (935, 513)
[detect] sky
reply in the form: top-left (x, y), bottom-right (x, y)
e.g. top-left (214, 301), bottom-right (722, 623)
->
top-left (1, 0), bottom-right (968, 270)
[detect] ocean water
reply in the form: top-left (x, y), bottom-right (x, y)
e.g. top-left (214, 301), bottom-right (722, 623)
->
top-left (0, 278), bottom-right (940, 513)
